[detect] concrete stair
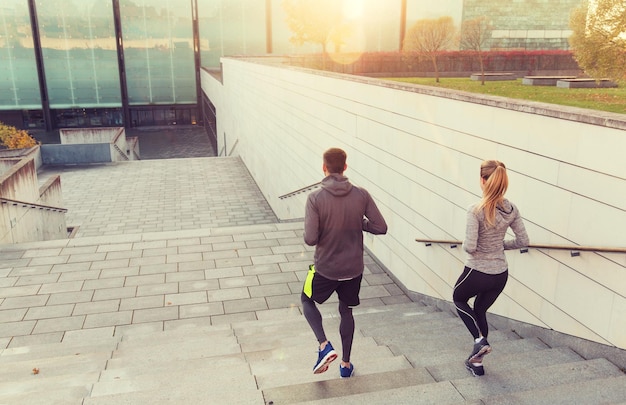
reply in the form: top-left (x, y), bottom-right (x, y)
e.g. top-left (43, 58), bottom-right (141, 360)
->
top-left (1, 301), bottom-right (625, 404)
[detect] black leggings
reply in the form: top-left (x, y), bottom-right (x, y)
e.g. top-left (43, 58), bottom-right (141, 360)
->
top-left (453, 267), bottom-right (508, 339)
top-left (301, 293), bottom-right (355, 363)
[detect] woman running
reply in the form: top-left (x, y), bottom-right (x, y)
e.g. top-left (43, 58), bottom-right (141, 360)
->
top-left (453, 160), bottom-right (529, 376)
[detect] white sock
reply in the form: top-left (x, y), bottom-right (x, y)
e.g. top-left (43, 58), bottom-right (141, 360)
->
top-left (475, 337), bottom-right (482, 343)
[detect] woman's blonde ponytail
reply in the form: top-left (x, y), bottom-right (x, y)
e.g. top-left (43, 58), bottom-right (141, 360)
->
top-left (475, 161), bottom-right (508, 227)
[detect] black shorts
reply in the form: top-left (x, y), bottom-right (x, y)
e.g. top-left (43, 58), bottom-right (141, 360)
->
top-left (302, 264), bottom-right (362, 307)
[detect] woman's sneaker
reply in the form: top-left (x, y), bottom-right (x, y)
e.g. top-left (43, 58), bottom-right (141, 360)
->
top-left (469, 337), bottom-right (491, 363)
top-left (313, 342), bottom-right (337, 374)
top-left (465, 359), bottom-right (485, 377)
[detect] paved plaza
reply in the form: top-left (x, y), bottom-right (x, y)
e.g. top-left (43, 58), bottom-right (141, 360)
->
top-left (1, 127), bottom-right (410, 350)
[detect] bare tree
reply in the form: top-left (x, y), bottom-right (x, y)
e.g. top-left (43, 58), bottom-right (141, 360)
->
top-left (403, 16), bottom-right (456, 83)
top-left (569, 0), bottom-right (626, 82)
top-left (460, 17), bottom-right (493, 85)
top-left (282, 0), bottom-right (348, 55)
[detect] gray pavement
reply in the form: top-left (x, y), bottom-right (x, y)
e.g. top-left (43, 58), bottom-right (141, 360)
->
top-left (126, 126), bottom-right (216, 160)
top-left (1, 127), bottom-right (411, 350)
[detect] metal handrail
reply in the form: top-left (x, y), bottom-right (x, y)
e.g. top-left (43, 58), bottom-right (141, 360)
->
top-left (0, 197), bottom-right (68, 213)
top-left (415, 238), bottom-right (626, 254)
top-left (113, 143), bottom-right (129, 161)
top-left (279, 181), bottom-right (321, 200)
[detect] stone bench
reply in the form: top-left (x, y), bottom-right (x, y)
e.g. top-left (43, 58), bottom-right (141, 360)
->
top-left (556, 78), bottom-right (618, 88)
top-left (470, 72), bottom-right (516, 81)
top-left (522, 76), bottom-right (577, 86)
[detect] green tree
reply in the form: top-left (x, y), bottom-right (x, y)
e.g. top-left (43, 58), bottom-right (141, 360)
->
top-left (460, 17), bottom-right (493, 85)
top-left (282, 0), bottom-right (348, 55)
top-left (569, 0), bottom-right (626, 82)
top-left (0, 122), bottom-right (38, 150)
top-left (403, 16), bottom-right (456, 83)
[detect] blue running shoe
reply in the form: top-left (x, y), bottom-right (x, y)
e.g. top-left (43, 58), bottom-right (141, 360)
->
top-left (313, 342), bottom-right (337, 374)
top-left (340, 363), bottom-right (354, 378)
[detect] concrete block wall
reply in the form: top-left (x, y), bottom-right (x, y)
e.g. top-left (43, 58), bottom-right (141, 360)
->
top-left (59, 127), bottom-right (125, 145)
top-left (201, 58), bottom-right (626, 350)
top-left (0, 153), bottom-right (67, 244)
top-left (40, 144), bottom-right (113, 165)
top-left (0, 155), bottom-right (39, 202)
top-left (38, 174), bottom-right (64, 209)
top-left (57, 127), bottom-right (129, 162)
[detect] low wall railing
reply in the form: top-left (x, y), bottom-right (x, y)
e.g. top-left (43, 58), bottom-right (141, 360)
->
top-left (279, 181), bottom-right (321, 200)
top-left (0, 197), bottom-right (67, 213)
top-left (415, 238), bottom-right (626, 256)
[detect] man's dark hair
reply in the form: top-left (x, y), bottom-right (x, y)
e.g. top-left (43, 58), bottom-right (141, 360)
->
top-left (323, 148), bottom-right (346, 174)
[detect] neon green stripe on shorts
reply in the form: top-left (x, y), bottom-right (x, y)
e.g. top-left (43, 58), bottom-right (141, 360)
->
top-left (303, 264), bottom-right (315, 298)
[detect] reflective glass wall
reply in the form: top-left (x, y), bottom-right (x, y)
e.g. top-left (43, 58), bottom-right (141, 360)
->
top-left (198, 0), bottom-right (267, 68)
top-left (35, 0), bottom-right (121, 109)
top-left (0, 0), bottom-right (470, 130)
top-left (0, 0), bottom-right (41, 110)
top-left (121, 0), bottom-right (196, 105)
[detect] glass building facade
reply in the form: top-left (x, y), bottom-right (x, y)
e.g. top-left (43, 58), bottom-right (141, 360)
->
top-left (0, 0), bottom-right (424, 132)
top-left (0, 0), bottom-right (576, 132)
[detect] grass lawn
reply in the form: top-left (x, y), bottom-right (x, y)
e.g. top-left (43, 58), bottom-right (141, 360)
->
top-left (385, 77), bottom-right (626, 115)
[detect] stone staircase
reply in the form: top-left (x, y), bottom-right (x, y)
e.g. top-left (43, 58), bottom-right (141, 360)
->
top-left (2, 301), bottom-right (625, 404)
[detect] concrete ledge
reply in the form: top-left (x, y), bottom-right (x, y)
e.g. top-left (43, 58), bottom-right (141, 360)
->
top-left (280, 65), bottom-right (626, 130)
top-left (522, 76), bottom-right (577, 86)
top-left (470, 72), bottom-right (516, 81)
top-left (557, 78), bottom-right (618, 88)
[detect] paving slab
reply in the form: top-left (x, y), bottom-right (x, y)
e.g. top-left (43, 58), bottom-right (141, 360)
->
top-left (454, 358), bottom-right (622, 400)
top-left (0, 371), bottom-right (100, 399)
top-left (0, 338), bottom-right (118, 363)
top-left (262, 367), bottom-right (439, 404)
top-left (257, 354), bottom-right (414, 390)
top-left (427, 346), bottom-right (584, 382)
top-left (0, 387), bottom-right (88, 405)
top-left (0, 351), bottom-right (110, 381)
top-left (483, 375), bottom-right (626, 405)
top-left (405, 336), bottom-right (549, 368)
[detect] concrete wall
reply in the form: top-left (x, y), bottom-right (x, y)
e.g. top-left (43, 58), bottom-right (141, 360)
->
top-left (0, 154), bottom-right (39, 202)
top-left (40, 144), bottom-right (113, 165)
top-left (0, 153), bottom-right (67, 244)
top-left (201, 59), bottom-right (626, 350)
top-left (59, 127), bottom-right (124, 145)
top-left (0, 159), bottom-right (21, 177)
top-left (56, 127), bottom-right (130, 163)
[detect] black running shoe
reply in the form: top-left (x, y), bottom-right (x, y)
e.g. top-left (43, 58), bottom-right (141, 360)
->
top-left (465, 359), bottom-right (485, 377)
top-left (469, 337), bottom-right (491, 363)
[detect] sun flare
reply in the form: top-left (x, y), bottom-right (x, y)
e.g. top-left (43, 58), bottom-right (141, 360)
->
top-left (343, 0), bottom-right (365, 20)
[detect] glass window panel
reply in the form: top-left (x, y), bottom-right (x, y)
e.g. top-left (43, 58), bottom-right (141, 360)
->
top-left (35, 0), bottom-right (121, 109)
top-left (121, 0), bottom-right (196, 105)
top-left (0, 0), bottom-right (42, 110)
top-left (198, 0), bottom-right (267, 69)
